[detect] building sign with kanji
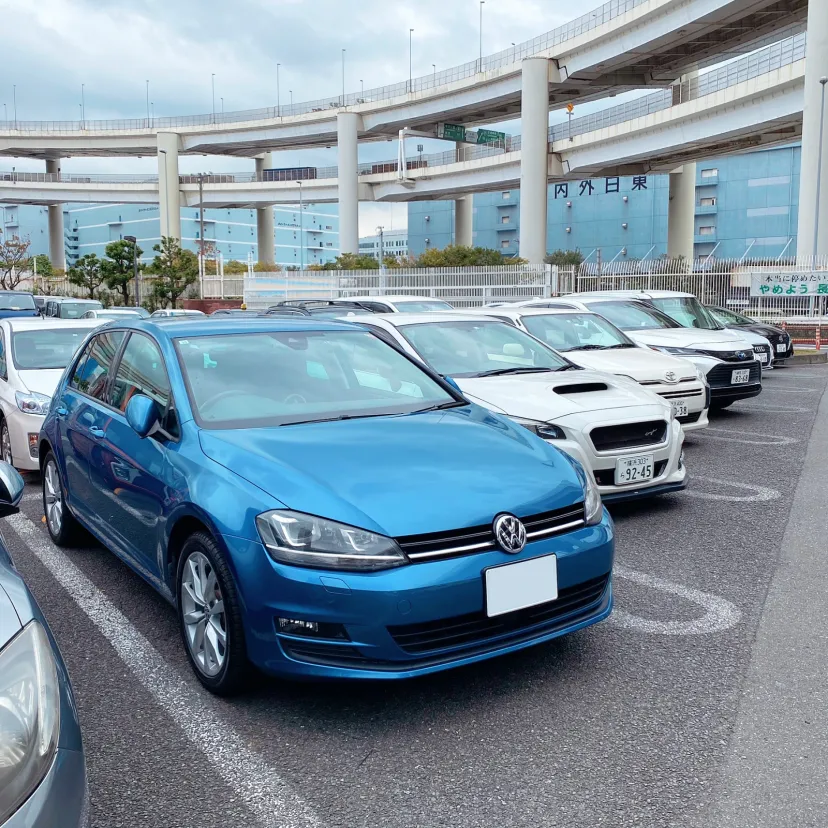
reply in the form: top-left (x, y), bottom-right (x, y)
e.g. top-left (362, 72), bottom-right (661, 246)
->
top-left (749, 271), bottom-right (828, 296)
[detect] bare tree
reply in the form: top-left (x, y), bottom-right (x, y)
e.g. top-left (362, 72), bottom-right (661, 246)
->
top-left (0, 233), bottom-right (32, 290)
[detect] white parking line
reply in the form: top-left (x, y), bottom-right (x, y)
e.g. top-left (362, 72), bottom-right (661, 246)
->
top-left (700, 427), bottom-right (799, 446)
top-left (758, 386), bottom-right (818, 393)
top-left (736, 403), bottom-right (812, 414)
top-left (611, 564), bottom-right (741, 635)
top-left (686, 477), bottom-right (781, 503)
top-left (5, 512), bottom-right (320, 828)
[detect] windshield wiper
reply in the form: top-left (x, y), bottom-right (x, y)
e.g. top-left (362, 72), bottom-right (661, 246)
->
top-left (412, 400), bottom-right (467, 414)
top-left (282, 412), bottom-right (388, 426)
top-left (573, 344), bottom-right (606, 351)
top-left (474, 367), bottom-right (556, 377)
top-left (556, 364), bottom-right (581, 371)
top-left (604, 343), bottom-right (636, 349)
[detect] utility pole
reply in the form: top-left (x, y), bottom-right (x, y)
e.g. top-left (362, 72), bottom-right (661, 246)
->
top-left (296, 180), bottom-right (304, 270)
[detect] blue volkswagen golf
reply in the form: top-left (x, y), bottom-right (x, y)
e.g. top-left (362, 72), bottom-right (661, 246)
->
top-left (39, 317), bottom-right (614, 694)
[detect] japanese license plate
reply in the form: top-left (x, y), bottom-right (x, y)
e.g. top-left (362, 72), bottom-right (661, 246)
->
top-left (670, 399), bottom-right (689, 417)
top-left (615, 454), bottom-right (654, 486)
top-left (757, 351), bottom-right (769, 365)
top-left (776, 343), bottom-right (787, 353)
top-left (485, 554), bottom-right (558, 618)
top-left (732, 369), bottom-right (751, 384)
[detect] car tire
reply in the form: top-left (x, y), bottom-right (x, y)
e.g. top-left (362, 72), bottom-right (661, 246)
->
top-left (42, 450), bottom-right (85, 547)
top-left (176, 531), bottom-right (249, 696)
top-left (0, 419), bottom-right (12, 467)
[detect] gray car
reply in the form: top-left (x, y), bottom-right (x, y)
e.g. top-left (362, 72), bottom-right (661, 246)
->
top-left (0, 462), bottom-right (88, 827)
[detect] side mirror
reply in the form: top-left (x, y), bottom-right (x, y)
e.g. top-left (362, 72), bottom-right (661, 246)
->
top-left (442, 375), bottom-right (462, 393)
top-left (0, 461), bottom-right (24, 507)
top-left (125, 394), bottom-right (160, 438)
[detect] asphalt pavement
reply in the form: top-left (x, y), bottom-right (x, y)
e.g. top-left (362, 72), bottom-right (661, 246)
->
top-left (4, 364), bottom-right (827, 828)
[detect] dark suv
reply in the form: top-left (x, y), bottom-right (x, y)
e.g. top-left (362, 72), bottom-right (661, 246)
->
top-left (706, 305), bottom-right (793, 362)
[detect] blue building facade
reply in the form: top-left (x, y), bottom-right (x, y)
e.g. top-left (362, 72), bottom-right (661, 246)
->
top-left (408, 143), bottom-right (803, 262)
top-left (0, 205), bottom-right (51, 257)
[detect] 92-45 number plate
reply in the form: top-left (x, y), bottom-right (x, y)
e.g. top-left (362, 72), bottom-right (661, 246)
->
top-left (615, 454), bottom-right (654, 486)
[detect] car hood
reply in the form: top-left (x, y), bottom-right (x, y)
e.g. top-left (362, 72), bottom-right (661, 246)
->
top-left (564, 347), bottom-right (697, 382)
top-left (737, 322), bottom-right (786, 338)
top-left (16, 369), bottom-right (65, 397)
top-left (624, 328), bottom-right (753, 350)
top-left (454, 368), bottom-right (668, 421)
top-left (198, 405), bottom-right (585, 538)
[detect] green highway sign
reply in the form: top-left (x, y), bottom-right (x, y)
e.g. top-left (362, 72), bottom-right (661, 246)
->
top-left (437, 122), bottom-right (467, 142)
top-left (476, 128), bottom-right (506, 145)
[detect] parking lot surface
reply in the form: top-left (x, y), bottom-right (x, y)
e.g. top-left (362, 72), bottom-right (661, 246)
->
top-left (5, 365), bottom-right (827, 828)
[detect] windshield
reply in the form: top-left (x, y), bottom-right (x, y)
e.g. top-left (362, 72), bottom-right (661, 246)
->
top-left (175, 329), bottom-right (459, 429)
top-left (397, 319), bottom-right (571, 377)
top-left (649, 297), bottom-right (723, 330)
top-left (12, 328), bottom-right (92, 370)
top-left (586, 301), bottom-right (680, 331)
top-left (521, 313), bottom-right (635, 352)
top-left (393, 300), bottom-right (454, 312)
top-left (0, 293), bottom-right (36, 311)
top-left (709, 306), bottom-right (753, 325)
top-left (60, 301), bottom-right (102, 318)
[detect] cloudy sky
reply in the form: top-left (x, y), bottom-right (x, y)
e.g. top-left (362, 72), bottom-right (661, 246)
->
top-left (1, 0), bottom-right (637, 234)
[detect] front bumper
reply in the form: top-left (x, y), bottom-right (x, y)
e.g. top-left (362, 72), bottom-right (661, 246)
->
top-left (4, 748), bottom-right (88, 828)
top-left (645, 380), bottom-right (708, 433)
top-left (4, 407), bottom-right (45, 471)
top-left (223, 511), bottom-right (614, 680)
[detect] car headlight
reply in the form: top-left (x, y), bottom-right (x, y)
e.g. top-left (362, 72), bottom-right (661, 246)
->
top-left (584, 472), bottom-right (604, 526)
top-left (15, 392), bottom-right (51, 416)
top-left (256, 510), bottom-right (407, 571)
top-left (0, 621), bottom-right (61, 825)
top-left (694, 365), bottom-right (709, 386)
top-left (512, 417), bottom-right (566, 440)
top-left (648, 346), bottom-right (708, 357)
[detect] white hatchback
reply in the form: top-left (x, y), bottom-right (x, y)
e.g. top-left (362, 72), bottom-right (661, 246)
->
top-left (0, 318), bottom-right (103, 470)
top-left (466, 307), bottom-right (710, 432)
top-left (351, 313), bottom-right (687, 503)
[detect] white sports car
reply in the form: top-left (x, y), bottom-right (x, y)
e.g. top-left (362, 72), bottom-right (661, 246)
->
top-left (465, 307), bottom-right (710, 432)
top-left (350, 313), bottom-right (687, 503)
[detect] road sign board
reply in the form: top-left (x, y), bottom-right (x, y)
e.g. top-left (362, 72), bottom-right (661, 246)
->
top-left (566, 102), bottom-right (574, 113)
top-left (437, 122), bottom-right (467, 142)
top-left (476, 128), bottom-right (506, 145)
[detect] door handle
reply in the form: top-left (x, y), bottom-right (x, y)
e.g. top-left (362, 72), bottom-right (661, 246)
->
top-left (89, 426), bottom-right (105, 438)
top-left (56, 407), bottom-right (68, 417)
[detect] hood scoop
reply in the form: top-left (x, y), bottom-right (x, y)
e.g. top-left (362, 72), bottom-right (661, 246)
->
top-left (554, 382), bottom-right (608, 395)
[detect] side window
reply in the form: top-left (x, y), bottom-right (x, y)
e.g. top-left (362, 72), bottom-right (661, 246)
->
top-left (0, 331), bottom-right (6, 380)
top-left (110, 333), bottom-right (171, 413)
top-left (72, 331), bottom-right (125, 400)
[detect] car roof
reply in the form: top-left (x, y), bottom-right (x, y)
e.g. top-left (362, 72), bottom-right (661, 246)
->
top-left (0, 289), bottom-right (35, 296)
top-left (335, 295), bottom-right (450, 304)
top-left (46, 296), bottom-right (101, 303)
top-left (1, 318), bottom-right (102, 331)
top-left (97, 308), bottom-right (141, 314)
top-left (571, 290), bottom-right (694, 299)
top-left (466, 307), bottom-right (597, 319)
top-left (114, 317), bottom-right (361, 338)
top-left (359, 312), bottom-right (512, 327)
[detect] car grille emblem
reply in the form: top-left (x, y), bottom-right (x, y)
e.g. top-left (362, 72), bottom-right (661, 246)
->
top-left (664, 371), bottom-right (677, 383)
top-left (736, 351), bottom-right (746, 360)
top-left (493, 514), bottom-right (527, 554)
top-left (645, 428), bottom-right (658, 437)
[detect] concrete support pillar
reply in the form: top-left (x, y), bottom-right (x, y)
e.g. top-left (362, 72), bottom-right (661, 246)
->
top-left (337, 112), bottom-right (360, 255)
top-left (518, 58), bottom-right (550, 264)
top-left (156, 132), bottom-right (181, 242)
top-left (667, 163), bottom-right (696, 263)
top-left (454, 196), bottom-right (474, 247)
top-left (45, 158), bottom-right (65, 271)
top-left (797, 0), bottom-right (828, 258)
top-left (255, 153), bottom-right (276, 266)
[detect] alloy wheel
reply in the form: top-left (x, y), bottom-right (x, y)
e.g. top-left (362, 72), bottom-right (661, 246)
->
top-left (1, 423), bottom-right (12, 466)
top-left (180, 550), bottom-right (228, 677)
top-left (44, 459), bottom-right (63, 536)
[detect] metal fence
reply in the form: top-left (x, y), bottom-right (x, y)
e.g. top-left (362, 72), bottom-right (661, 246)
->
top-left (0, 0), bottom-right (649, 133)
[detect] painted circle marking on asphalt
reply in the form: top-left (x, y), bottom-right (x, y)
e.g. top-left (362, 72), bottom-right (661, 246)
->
top-left (699, 427), bottom-right (799, 446)
top-left (686, 476), bottom-right (781, 502)
top-left (611, 564), bottom-right (742, 635)
top-left (4, 512), bottom-right (321, 828)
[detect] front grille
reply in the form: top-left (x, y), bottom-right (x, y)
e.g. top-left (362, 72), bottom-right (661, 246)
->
top-left (699, 349), bottom-right (754, 362)
top-left (707, 361), bottom-right (761, 388)
top-left (396, 503), bottom-right (586, 562)
top-left (593, 459), bottom-right (668, 486)
top-left (640, 377), bottom-right (696, 386)
top-left (658, 389), bottom-right (704, 400)
top-left (388, 574), bottom-right (609, 655)
top-left (753, 344), bottom-right (769, 353)
top-left (589, 420), bottom-right (668, 452)
top-left (677, 411), bottom-right (702, 425)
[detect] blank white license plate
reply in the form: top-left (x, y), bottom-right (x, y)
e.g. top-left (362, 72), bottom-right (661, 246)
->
top-left (732, 369), bottom-right (751, 384)
top-left (670, 399), bottom-right (689, 417)
top-left (757, 352), bottom-right (769, 365)
top-left (615, 454), bottom-right (654, 486)
top-left (485, 554), bottom-right (558, 618)
top-left (776, 343), bottom-right (787, 353)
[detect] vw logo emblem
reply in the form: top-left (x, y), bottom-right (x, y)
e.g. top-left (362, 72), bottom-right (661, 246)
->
top-left (493, 514), bottom-right (527, 554)
top-left (664, 371), bottom-right (677, 383)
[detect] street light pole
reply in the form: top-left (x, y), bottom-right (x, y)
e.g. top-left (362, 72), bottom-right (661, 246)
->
top-left (145, 80), bottom-right (150, 124)
top-left (13, 85), bottom-right (17, 127)
top-left (814, 76), bottom-right (828, 260)
top-left (221, 96), bottom-right (224, 115)
top-left (409, 29), bottom-right (414, 93)
top-left (211, 73), bottom-right (216, 123)
top-left (81, 83), bottom-right (85, 124)
top-left (432, 64), bottom-right (436, 85)
top-left (479, 1), bottom-right (485, 71)
top-left (277, 63), bottom-right (281, 116)
top-left (341, 49), bottom-right (346, 105)
top-left (296, 181), bottom-right (304, 270)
